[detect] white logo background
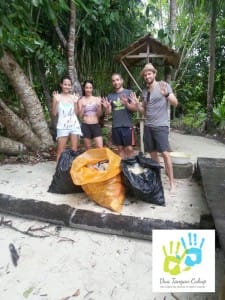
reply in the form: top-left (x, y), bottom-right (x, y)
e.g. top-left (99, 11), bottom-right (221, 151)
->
top-left (152, 229), bottom-right (215, 292)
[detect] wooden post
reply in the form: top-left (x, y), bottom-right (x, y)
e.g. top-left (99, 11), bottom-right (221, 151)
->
top-left (136, 97), bottom-right (145, 153)
top-left (139, 117), bottom-right (144, 153)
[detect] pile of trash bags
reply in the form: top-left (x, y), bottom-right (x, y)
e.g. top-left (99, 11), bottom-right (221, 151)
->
top-left (48, 149), bottom-right (83, 194)
top-left (121, 152), bottom-right (165, 206)
top-left (48, 148), bottom-right (165, 212)
top-left (70, 148), bottom-right (125, 213)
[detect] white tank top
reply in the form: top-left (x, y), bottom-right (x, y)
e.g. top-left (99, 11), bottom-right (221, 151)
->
top-left (57, 100), bottom-right (79, 130)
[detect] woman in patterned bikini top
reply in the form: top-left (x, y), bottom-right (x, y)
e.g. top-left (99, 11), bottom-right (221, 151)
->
top-left (78, 80), bottom-right (103, 150)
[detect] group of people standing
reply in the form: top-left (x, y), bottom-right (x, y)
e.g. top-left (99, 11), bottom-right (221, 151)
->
top-left (52, 63), bottom-right (178, 192)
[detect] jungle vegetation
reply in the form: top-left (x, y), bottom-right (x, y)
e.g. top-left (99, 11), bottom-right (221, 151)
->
top-left (0, 0), bottom-right (224, 155)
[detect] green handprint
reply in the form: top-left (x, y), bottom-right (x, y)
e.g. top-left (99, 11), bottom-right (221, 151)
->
top-left (163, 241), bottom-right (191, 275)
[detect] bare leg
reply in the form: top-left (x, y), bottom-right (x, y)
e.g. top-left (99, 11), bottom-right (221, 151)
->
top-left (94, 136), bottom-right (103, 148)
top-left (161, 151), bottom-right (175, 192)
top-left (70, 134), bottom-right (79, 151)
top-left (150, 151), bottom-right (160, 163)
top-left (117, 146), bottom-right (126, 159)
top-left (124, 145), bottom-right (133, 158)
top-left (83, 137), bottom-right (92, 150)
top-left (56, 136), bottom-right (68, 162)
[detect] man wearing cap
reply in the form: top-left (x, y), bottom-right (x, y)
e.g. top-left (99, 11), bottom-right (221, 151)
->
top-left (139, 63), bottom-right (178, 192)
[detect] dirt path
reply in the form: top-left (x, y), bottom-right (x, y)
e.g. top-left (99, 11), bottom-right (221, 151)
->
top-left (170, 130), bottom-right (225, 162)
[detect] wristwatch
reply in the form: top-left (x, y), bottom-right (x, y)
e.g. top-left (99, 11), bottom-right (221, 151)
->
top-left (165, 93), bottom-right (170, 98)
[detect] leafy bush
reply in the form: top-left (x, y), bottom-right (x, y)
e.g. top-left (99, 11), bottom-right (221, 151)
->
top-left (182, 101), bottom-right (206, 132)
top-left (213, 95), bottom-right (225, 130)
top-left (101, 126), bottom-right (111, 146)
top-left (170, 117), bottom-right (186, 131)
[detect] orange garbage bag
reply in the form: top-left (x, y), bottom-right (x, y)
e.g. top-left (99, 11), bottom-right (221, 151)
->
top-left (70, 148), bottom-right (125, 212)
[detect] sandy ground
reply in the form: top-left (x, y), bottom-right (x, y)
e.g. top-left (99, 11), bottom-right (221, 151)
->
top-left (0, 130), bottom-right (225, 300)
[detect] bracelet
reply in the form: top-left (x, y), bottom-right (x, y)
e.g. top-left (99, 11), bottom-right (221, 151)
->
top-left (165, 93), bottom-right (170, 98)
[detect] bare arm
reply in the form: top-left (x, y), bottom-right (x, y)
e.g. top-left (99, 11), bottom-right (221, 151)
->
top-left (78, 98), bottom-right (84, 118)
top-left (72, 93), bottom-right (79, 115)
top-left (136, 99), bottom-right (146, 117)
top-left (74, 102), bottom-right (78, 115)
top-left (167, 93), bottom-right (178, 107)
top-left (101, 97), bottom-right (111, 115)
top-left (159, 81), bottom-right (178, 107)
top-left (128, 92), bottom-right (138, 111)
top-left (96, 97), bottom-right (102, 117)
top-left (121, 92), bottom-right (138, 112)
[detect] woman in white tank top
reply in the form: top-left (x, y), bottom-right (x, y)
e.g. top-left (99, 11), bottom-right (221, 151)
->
top-left (52, 76), bottom-right (82, 161)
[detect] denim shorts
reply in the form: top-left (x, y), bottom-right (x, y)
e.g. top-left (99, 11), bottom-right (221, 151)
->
top-left (56, 128), bottom-right (81, 139)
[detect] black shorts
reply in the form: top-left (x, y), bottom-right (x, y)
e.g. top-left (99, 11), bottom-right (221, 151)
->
top-left (81, 123), bottom-right (102, 139)
top-left (112, 127), bottom-right (133, 147)
top-left (143, 126), bottom-right (169, 152)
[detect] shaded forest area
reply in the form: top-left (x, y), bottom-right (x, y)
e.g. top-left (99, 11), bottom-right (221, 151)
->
top-left (0, 0), bottom-right (224, 158)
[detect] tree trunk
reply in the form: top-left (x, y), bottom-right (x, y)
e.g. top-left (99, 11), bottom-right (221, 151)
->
top-left (0, 98), bottom-right (41, 150)
top-left (0, 50), bottom-right (53, 149)
top-left (55, 24), bottom-right (68, 49)
top-left (0, 136), bottom-right (27, 154)
top-left (35, 58), bottom-right (52, 116)
top-left (168, 1), bottom-right (177, 131)
top-left (35, 58), bottom-right (57, 139)
top-left (170, 0), bottom-right (177, 48)
top-left (206, 1), bottom-right (216, 131)
top-left (68, 1), bottom-right (82, 96)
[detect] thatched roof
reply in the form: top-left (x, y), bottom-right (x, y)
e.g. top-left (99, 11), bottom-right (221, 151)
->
top-left (115, 34), bottom-right (180, 69)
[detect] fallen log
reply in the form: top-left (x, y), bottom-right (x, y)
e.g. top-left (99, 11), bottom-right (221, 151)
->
top-left (0, 193), bottom-right (200, 240)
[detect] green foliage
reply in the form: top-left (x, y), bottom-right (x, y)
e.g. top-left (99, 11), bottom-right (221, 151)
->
top-left (0, 0), bottom-right (225, 140)
top-left (173, 0), bottom-right (225, 133)
top-left (76, 0), bottom-right (148, 94)
top-left (182, 101), bottom-right (207, 131)
top-left (101, 126), bottom-right (111, 146)
top-left (213, 94), bottom-right (225, 129)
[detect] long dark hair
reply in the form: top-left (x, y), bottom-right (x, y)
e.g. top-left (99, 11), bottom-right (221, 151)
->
top-left (60, 75), bottom-right (72, 84)
top-left (82, 80), bottom-right (94, 96)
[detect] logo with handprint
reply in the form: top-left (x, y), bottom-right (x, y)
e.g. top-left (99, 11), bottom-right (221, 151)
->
top-left (163, 240), bottom-right (191, 275)
top-left (181, 232), bottom-right (205, 267)
top-left (163, 232), bottom-right (205, 275)
top-left (152, 230), bottom-right (215, 293)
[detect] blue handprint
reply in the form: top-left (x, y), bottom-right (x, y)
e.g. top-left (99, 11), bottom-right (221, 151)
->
top-left (181, 232), bottom-right (205, 267)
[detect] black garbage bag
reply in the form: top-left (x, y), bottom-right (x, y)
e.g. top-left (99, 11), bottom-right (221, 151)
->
top-left (48, 149), bottom-right (83, 194)
top-left (121, 152), bottom-right (165, 206)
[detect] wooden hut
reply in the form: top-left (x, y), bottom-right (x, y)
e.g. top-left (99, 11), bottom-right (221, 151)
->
top-left (115, 34), bottom-right (180, 92)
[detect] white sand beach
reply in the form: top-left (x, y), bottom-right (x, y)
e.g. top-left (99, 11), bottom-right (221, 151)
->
top-left (0, 130), bottom-right (225, 300)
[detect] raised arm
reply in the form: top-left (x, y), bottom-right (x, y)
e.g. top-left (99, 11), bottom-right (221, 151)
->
top-left (78, 97), bottom-right (85, 118)
top-left (72, 93), bottom-right (79, 115)
top-left (166, 93), bottom-right (178, 107)
top-left (101, 97), bottom-right (111, 115)
top-left (121, 92), bottom-right (138, 112)
top-left (159, 81), bottom-right (178, 107)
